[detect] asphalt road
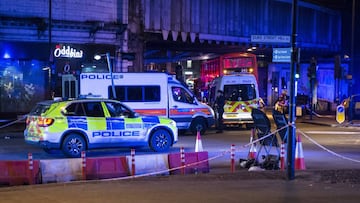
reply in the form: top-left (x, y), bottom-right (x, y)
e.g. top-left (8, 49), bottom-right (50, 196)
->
top-left (1, 116), bottom-right (360, 202)
top-left (1, 170), bottom-right (360, 203)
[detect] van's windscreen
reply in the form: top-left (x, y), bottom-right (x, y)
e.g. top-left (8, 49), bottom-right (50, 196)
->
top-left (223, 84), bottom-right (256, 101)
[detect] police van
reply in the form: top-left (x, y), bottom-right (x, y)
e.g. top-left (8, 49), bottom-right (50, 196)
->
top-left (80, 72), bottom-right (215, 135)
top-left (208, 74), bottom-right (260, 128)
top-left (24, 98), bottom-right (178, 158)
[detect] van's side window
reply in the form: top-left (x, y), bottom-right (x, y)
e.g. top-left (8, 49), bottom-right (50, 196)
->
top-left (110, 85), bottom-right (160, 102)
top-left (128, 86), bottom-right (142, 101)
top-left (144, 86), bottom-right (160, 101)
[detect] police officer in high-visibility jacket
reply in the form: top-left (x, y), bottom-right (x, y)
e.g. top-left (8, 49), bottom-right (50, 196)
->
top-left (274, 93), bottom-right (288, 114)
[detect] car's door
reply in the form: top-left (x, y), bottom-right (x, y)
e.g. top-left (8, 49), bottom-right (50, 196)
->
top-left (169, 85), bottom-right (198, 129)
top-left (104, 101), bottom-right (146, 144)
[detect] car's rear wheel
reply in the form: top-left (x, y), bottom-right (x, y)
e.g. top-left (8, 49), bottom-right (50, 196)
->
top-left (62, 133), bottom-right (86, 158)
top-left (149, 129), bottom-right (172, 152)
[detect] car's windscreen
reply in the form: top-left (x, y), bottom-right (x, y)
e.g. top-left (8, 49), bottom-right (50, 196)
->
top-left (224, 84), bottom-right (257, 101)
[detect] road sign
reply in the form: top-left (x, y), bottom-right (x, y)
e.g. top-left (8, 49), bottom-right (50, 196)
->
top-left (336, 104), bottom-right (345, 124)
top-left (251, 35), bottom-right (290, 43)
top-left (272, 48), bottom-right (291, 63)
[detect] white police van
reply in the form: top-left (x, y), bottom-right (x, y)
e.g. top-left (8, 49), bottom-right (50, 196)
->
top-left (208, 74), bottom-right (260, 128)
top-left (80, 72), bottom-right (215, 135)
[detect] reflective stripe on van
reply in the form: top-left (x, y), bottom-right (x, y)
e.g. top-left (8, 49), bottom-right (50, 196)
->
top-left (170, 108), bottom-right (212, 115)
top-left (133, 109), bottom-right (167, 116)
top-left (224, 99), bottom-right (258, 113)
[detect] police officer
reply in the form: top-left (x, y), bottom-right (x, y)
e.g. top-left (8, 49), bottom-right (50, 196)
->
top-left (274, 93), bottom-right (288, 114)
top-left (215, 90), bottom-right (225, 133)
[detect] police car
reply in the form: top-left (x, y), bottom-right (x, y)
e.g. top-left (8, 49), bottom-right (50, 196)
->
top-left (24, 98), bottom-right (178, 158)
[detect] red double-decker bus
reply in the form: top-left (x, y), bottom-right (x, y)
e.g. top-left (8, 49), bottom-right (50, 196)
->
top-left (200, 52), bottom-right (258, 90)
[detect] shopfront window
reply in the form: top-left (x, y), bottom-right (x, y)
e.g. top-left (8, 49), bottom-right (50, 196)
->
top-left (0, 59), bottom-right (47, 113)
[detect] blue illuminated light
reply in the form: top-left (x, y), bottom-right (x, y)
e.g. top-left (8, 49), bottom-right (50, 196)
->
top-left (3, 52), bottom-right (11, 59)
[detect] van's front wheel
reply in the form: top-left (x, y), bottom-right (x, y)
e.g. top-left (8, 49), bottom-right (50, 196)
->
top-left (190, 118), bottom-right (206, 135)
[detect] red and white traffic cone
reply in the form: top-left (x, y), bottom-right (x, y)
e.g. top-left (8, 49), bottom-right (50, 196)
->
top-left (247, 129), bottom-right (257, 159)
top-left (279, 142), bottom-right (285, 170)
top-left (195, 130), bottom-right (203, 152)
top-left (295, 134), bottom-right (306, 170)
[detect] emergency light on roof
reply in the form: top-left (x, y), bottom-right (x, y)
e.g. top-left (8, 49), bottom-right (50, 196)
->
top-left (53, 97), bottom-right (62, 102)
top-left (78, 94), bottom-right (103, 99)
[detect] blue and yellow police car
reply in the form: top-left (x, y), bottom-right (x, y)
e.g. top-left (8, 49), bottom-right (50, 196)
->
top-left (24, 98), bottom-right (178, 158)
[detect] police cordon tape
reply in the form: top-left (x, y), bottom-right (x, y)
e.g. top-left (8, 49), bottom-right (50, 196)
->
top-left (0, 115), bottom-right (26, 130)
top-left (1, 119), bottom-right (360, 186)
top-left (297, 129), bottom-right (360, 163)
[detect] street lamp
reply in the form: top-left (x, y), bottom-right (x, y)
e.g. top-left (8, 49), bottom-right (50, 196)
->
top-left (94, 52), bottom-right (117, 99)
top-left (42, 66), bottom-right (52, 99)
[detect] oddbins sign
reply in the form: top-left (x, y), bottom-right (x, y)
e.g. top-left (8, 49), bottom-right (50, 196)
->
top-left (336, 105), bottom-right (345, 124)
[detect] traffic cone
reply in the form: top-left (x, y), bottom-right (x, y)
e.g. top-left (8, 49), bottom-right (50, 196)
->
top-left (279, 142), bottom-right (285, 170)
top-left (247, 129), bottom-right (257, 159)
top-left (295, 134), bottom-right (306, 170)
top-left (195, 130), bottom-right (203, 152)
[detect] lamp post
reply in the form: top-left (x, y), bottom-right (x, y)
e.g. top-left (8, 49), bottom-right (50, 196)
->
top-left (94, 52), bottom-right (117, 99)
top-left (287, 0), bottom-right (298, 181)
top-left (42, 66), bottom-right (52, 99)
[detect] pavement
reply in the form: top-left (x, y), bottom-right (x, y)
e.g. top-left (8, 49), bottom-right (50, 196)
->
top-left (296, 111), bottom-right (360, 128)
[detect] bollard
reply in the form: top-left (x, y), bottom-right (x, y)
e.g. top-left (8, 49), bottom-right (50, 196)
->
top-left (81, 151), bottom-right (86, 180)
top-left (28, 153), bottom-right (34, 184)
top-left (280, 142), bottom-right (285, 170)
top-left (131, 148), bottom-right (135, 176)
top-left (180, 147), bottom-right (185, 175)
top-left (231, 144), bottom-right (235, 173)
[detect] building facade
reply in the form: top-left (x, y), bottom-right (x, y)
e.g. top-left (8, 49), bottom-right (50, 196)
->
top-left (0, 0), bottom-right (351, 115)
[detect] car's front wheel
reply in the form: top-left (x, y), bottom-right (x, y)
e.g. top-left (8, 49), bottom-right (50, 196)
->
top-left (149, 129), bottom-right (172, 152)
top-left (62, 133), bottom-right (86, 158)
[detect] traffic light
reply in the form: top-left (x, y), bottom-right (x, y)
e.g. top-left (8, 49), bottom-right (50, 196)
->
top-left (175, 65), bottom-right (183, 81)
top-left (307, 57), bottom-right (317, 79)
top-left (334, 55), bottom-right (342, 79)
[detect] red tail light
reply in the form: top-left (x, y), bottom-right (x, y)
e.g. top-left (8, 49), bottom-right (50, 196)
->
top-left (38, 117), bottom-right (54, 127)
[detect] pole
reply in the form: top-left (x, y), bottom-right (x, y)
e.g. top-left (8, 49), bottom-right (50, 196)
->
top-left (81, 151), bottom-right (86, 180)
top-left (28, 153), bottom-right (34, 184)
top-left (350, 0), bottom-right (355, 96)
top-left (106, 52), bottom-right (117, 99)
top-left (48, 0), bottom-right (53, 99)
top-left (180, 147), bottom-right (185, 175)
top-left (131, 148), bottom-right (135, 176)
top-left (287, 0), bottom-right (298, 180)
top-left (230, 144), bottom-right (235, 173)
top-left (310, 78), bottom-right (313, 120)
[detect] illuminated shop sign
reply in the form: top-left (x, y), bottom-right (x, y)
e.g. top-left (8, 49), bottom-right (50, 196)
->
top-left (54, 45), bottom-right (83, 58)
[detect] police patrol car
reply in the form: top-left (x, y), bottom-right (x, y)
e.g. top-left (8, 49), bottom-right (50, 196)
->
top-left (24, 98), bottom-right (178, 158)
